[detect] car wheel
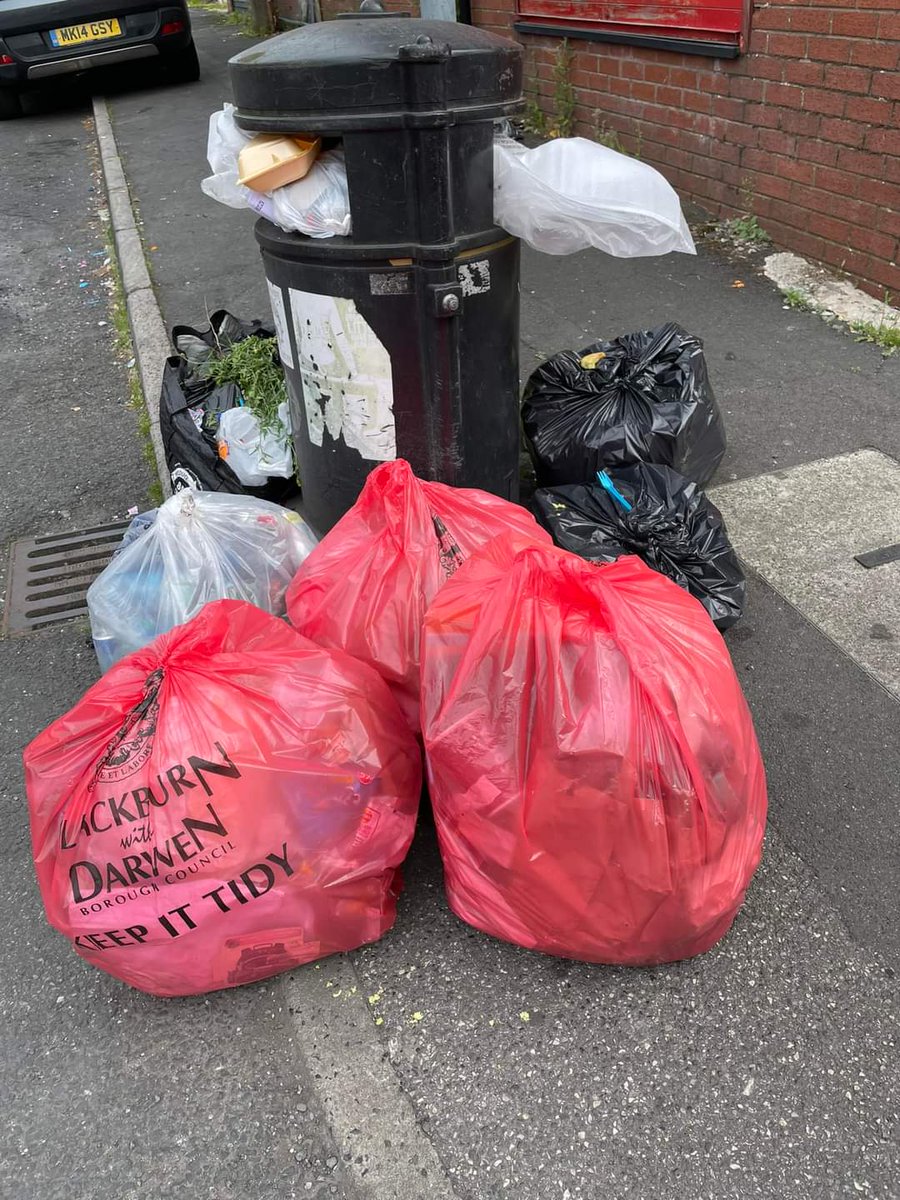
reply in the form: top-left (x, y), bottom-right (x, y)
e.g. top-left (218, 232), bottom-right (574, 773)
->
top-left (0, 88), bottom-right (23, 120)
top-left (166, 39), bottom-right (200, 84)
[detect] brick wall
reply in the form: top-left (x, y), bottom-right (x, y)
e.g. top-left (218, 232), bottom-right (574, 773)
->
top-left (473, 0), bottom-right (900, 298)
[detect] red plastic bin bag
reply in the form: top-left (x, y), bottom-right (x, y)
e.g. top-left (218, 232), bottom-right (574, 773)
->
top-left (25, 599), bottom-right (421, 997)
top-left (286, 459), bottom-right (550, 729)
top-left (422, 537), bottom-right (767, 965)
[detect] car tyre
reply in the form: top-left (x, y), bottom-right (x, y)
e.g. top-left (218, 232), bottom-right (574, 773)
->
top-left (166, 39), bottom-right (200, 84)
top-left (0, 87), bottom-right (23, 120)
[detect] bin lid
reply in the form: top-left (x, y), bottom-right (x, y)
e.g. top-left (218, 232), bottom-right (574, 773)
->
top-left (229, 18), bottom-right (523, 133)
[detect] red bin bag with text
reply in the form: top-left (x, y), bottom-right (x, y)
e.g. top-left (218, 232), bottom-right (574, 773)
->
top-left (24, 599), bottom-right (421, 997)
top-left (421, 537), bottom-right (767, 965)
top-left (286, 459), bottom-right (550, 729)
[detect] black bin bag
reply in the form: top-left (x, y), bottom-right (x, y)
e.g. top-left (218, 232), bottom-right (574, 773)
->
top-left (160, 358), bottom-right (243, 494)
top-left (533, 463), bottom-right (745, 631)
top-left (159, 310), bottom-right (298, 503)
top-left (522, 323), bottom-right (726, 488)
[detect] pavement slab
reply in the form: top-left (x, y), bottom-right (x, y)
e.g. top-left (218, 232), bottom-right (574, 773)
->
top-left (713, 449), bottom-right (900, 699)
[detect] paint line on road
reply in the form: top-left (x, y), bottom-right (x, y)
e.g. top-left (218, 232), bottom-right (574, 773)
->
top-left (712, 448), bottom-right (900, 699)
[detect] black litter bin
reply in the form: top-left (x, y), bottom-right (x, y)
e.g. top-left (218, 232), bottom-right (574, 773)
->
top-left (229, 18), bottom-right (524, 533)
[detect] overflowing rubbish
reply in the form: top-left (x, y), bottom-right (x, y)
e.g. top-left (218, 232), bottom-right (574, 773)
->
top-left (24, 600), bottom-right (421, 997)
top-left (238, 133), bottom-right (322, 191)
top-left (522, 323), bottom-right (726, 488)
top-left (159, 308), bottom-right (297, 500)
top-left (173, 308), bottom-right (272, 373)
top-left (30, 445), bottom-right (765, 984)
top-left (534, 464), bottom-right (746, 630)
top-left (203, 106), bottom-right (695, 255)
top-left (24, 15), bottom-right (768, 997)
top-left (264, 152), bottom-right (351, 238)
top-left (87, 491), bottom-right (317, 672)
top-left (422, 536), bottom-right (767, 965)
top-left (493, 137), bottom-right (695, 258)
top-left (286, 458), bottom-right (550, 728)
top-left (201, 104), bottom-right (351, 238)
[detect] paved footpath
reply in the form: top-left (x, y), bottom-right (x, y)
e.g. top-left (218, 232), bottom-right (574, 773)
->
top-left (2, 11), bottom-right (900, 1199)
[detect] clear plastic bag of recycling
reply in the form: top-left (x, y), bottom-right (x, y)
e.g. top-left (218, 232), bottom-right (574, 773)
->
top-left (87, 490), bottom-right (317, 671)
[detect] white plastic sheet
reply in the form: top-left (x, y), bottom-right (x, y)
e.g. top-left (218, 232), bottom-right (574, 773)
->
top-left (493, 137), bottom-right (696, 258)
top-left (217, 401), bottom-right (294, 487)
top-left (200, 102), bottom-right (270, 215)
top-left (200, 103), bottom-right (351, 238)
top-left (87, 491), bottom-right (318, 671)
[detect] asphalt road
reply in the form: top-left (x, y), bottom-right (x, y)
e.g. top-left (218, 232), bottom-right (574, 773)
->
top-left (2, 10), bottom-right (900, 1200)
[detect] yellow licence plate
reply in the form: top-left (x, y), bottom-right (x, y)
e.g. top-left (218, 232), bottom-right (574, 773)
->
top-left (49, 18), bottom-right (121, 48)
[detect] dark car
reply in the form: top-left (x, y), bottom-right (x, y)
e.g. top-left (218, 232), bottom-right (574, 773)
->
top-left (0, 0), bottom-right (199, 117)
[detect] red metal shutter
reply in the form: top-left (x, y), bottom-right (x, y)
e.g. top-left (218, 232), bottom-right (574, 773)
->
top-left (514, 0), bottom-right (752, 57)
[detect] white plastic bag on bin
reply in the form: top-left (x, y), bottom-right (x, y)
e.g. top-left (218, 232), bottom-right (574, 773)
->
top-left (200, 102), bottom-right (268, 213)
top-left (270, 150), bottom-right (352, 239)
top-left (217, 401), bottom-right (294, 487)
top-left (493, 137), bottom-right (695, 258)
top-left (87, 490), bottom-right (318, 672)
top-left (200, 103), bottom-right (351, 238)
top-left (207, 102), bottom-right (252, 175)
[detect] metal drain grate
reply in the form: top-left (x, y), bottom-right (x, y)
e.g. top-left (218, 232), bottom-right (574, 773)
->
top-left (4, 522), bottom-right (129, 634)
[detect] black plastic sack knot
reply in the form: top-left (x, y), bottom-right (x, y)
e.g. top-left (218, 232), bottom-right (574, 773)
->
top-left (522, 323), bottom-right (726, 488)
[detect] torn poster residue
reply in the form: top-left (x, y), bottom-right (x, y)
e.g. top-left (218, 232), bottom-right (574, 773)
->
top-left (288, 289), bottom-right (396, 461)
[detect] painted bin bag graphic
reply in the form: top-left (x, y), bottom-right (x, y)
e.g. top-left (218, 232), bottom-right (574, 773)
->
top-left (24, 600), bottom-right (421, 997)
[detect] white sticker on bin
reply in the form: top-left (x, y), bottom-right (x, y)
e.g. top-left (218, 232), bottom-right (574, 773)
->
top-left (458, 259), bottom-right (491, 297)
top-left (288, 289), bottom-right (396, 462)
top-left (266, 280), bottom-right (295, 371)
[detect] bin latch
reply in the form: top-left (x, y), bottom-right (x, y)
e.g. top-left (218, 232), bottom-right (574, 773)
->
top-left (399, 35), bottom-right (451, 63)
top-left (431, 283), bottom-right (462, 318)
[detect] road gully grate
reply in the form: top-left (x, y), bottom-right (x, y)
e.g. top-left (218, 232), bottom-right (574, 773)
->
top-left (4, 522), bottom-right (129, 635)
